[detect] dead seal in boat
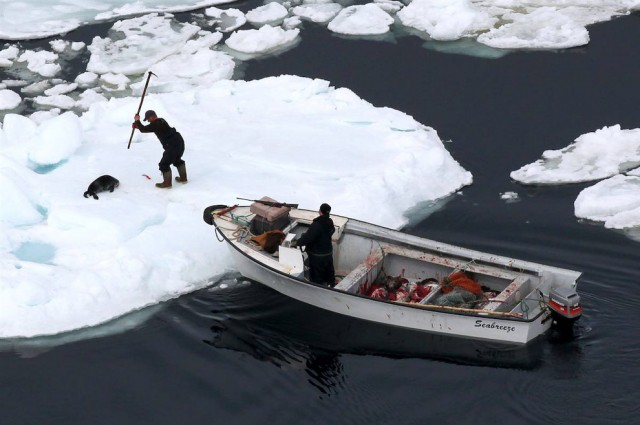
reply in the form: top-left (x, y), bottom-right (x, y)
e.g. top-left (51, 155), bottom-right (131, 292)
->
top-left (83, 175), bottom-right (119, 200)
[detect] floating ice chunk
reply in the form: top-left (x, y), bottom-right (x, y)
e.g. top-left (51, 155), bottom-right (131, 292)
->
top-left (292, 3), bottom-right (343, 23)
top-left (397, 0), bottom-right (496, 41)
top-left (0, 45), bottom-right (19, 60)
top-left (511, 125), bottom-right (640, 185)
top-left (87, 14), bottom-right (201, 76)
top-left (225, 25), bottom-right (300, 54)
top-left (29, 109), bottom-right (61, 125)
top-left (246, 2), bottom-right (289, 25)
top-left (500, 191), bottom-right (519, 202)
top-left (0, 4), bottom-right (82, 41)
top-left (17, 50), bottom-right (61, 77)
top-left (478, 7), bottom-right (589, 49)
top-left (0, 90), bottom-right (21, 110)
top-left (75, 89), bottom-right (108, 111)
top-left (328, 4), bottom-right (394, 35)
top-left (75, 72), bottom-right (99, 88)
top-left (0, 0), bottom-right (236, 40)
top-left (45, 83), bottom-right (78, 96)
top-left (99, 73), bottom-right (131, 91)
top-left (0, 45), bottom-right (19, 67)
top-left (1, 74), bottom-right (473, 338)
top-left (283, 16), bottom-right (302, 29)
top-left (21, 81), bottom-right (50, 95)
top-left (71, 42), bottom-right (86, 51)
top-left (374, 0), bottom-right (404, 14)
top-left (184, 31), bottom-right (224, 50)
top-left (94, 0), bottom-right (239, 21)
top-left (205, 7), bottom-right (247, 32)
top-left (48, 39), bottom-right (85, 56)
top-left (33, 94), bottom-right (76, 110)
top-left (131, 33), bottom-right (234, 94)
top-left (49, 40), bottom-right (69, 53)
top-left (1, 80), bottom-right (27, 88)
top-left (627, 167), bottom-right (640, 176)
top-left (575, 175), bottom-right (640, 229)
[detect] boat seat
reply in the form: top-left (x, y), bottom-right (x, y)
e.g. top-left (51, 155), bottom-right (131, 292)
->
top-left (334, 250), bottom-right (385, 293)
top-left (481, 275), bottom-right (530, 312)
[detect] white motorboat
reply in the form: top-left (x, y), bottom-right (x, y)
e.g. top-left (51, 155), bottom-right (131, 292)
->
top-left (203, 199), bottom-right (583, 345)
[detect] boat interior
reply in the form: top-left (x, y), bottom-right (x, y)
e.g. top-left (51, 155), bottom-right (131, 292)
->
top-left (220, 205), bottom-right (546, 319)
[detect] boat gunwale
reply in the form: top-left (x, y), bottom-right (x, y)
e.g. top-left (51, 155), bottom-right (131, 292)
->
top-left (210, 205), bottom-right (558, 324)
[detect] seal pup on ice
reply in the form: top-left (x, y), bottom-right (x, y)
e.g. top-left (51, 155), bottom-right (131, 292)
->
top-left (84, 175), bottom-right (119, 200)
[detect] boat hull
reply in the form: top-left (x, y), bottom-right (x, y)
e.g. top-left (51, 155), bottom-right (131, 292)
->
top-left (227, 246), bottom-right (551, 344)
top-left (207, 204), bottom-right (580, 346)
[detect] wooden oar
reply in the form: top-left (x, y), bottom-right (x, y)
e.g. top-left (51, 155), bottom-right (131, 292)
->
top-left (395, 300), bottom-right (523, 318)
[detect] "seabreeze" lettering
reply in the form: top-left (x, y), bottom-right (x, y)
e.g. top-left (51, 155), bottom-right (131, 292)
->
top-left (475, 320), bottom-right (515, 333)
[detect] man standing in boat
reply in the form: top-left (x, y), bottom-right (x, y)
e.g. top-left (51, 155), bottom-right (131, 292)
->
top-left (292, 203), bottom-right (336, 287)
top-left (133, 110), bottom-right (188, 188)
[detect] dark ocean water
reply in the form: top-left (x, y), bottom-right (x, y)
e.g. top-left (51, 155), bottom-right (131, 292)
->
top-left (2, 7), bottom-right (640, 425)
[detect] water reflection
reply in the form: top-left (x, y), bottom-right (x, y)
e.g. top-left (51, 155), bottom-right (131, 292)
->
top-left (205, 318), bottom-right (346, 398)
top-left (198, 275), bottom-right (546, 375)
top-left (546, 328), bottom-right (585, 380)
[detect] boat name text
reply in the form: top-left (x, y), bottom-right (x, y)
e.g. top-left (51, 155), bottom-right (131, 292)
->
top-left (475, 320), bottom-right (515, 333)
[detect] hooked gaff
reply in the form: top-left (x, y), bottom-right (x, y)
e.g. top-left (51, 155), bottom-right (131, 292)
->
top-left (127, 71), bottom-right (157, 149)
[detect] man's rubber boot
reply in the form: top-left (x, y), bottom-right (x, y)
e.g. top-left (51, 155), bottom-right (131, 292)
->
top-left (156, 170), bottom-right (172, 188)
top-left (175, 163), bottom-right (188, 183)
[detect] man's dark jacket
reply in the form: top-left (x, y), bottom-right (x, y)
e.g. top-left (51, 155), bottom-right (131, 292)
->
top-left (297, 215), bottom-right (335, 255)
top-left (135, 118), bottom-right (182, 149)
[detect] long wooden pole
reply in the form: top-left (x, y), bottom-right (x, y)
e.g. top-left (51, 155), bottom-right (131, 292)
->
top-left (395, 300), bottom-right (524, 318)
top-left (127, 71), bottom-right (157, 149)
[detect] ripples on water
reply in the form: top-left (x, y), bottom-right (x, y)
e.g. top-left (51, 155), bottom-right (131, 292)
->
top-left (160, 275), bottom-right (544, 424)
top-left (156, 261), bottom-right (636, 424)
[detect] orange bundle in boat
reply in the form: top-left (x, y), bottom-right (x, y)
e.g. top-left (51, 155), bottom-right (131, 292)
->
top-left (441, 271), bottom-right (483, 297)
top-left (250, 230), bottom-right (286, 254)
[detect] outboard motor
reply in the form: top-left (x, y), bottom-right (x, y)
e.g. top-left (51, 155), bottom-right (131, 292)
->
top-left (548, 286), bottom-right (582, 328)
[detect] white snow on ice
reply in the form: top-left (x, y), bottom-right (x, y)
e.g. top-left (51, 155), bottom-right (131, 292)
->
top-left (575, 175), bottom-right (640, 229)
top-left (500, 191), bottom-right (519, 203)
top-left (2, 0), bottom-right (636, 49)
top-left (293, 3), bottom-right (343, 24)
top-left (328, 4), bottom-right (395, 36)
top-left (0, 75), bottom-right (472, 338)
top-left (225, 25), bottom-right (300, 55)
top-left (245, 2), bottom-right (289, 25)
top-left (512, 125), bottom-right (640, 229)
top-left (397, 0), bottom-right (497, 41)
top-left (511, 125), bottom-right (640, 185)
